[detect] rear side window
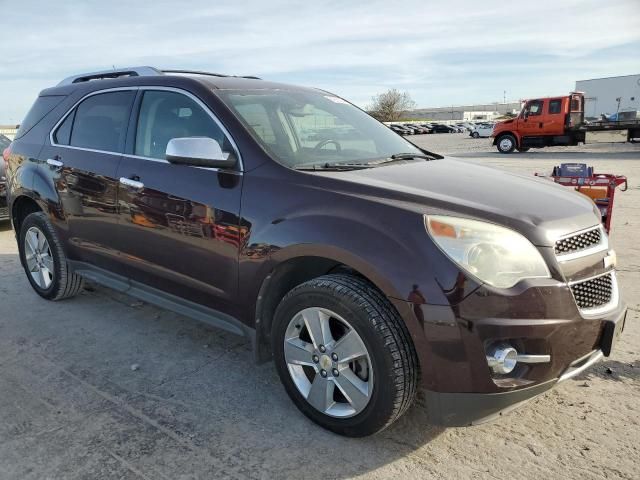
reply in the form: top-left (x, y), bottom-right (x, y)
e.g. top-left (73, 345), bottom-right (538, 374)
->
top-left (54, 110), bottom-right (75, 145)
top-left (55, 91), bottom-right (135, 152)
top-left (15, 95), bottom-right (66, 139)
top-left (549, 99), bottom-right (562, 114)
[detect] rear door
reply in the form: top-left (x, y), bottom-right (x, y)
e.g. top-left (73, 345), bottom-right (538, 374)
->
top-left (40, 89), bottom-right (136, 271)
top-left (542, 98), bottom-right (566, 135)
top-left (115, 88), bottom-right (244, 312)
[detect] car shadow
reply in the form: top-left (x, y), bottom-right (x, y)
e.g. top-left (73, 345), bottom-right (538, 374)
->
top-left (0, 250), bottom-right (444, 479)
top-left (575, 358), bottom-right (640, 383)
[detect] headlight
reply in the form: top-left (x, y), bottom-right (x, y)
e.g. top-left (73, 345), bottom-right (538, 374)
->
top-left (425, 215), bottom-right (550, 289)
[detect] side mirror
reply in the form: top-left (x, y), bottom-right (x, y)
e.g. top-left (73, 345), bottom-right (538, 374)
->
top-left (166, 137), bottom-right (236, 168)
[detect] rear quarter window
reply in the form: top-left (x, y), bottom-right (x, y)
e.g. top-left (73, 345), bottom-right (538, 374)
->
top-left (15, 95), bottom-right (66, 139)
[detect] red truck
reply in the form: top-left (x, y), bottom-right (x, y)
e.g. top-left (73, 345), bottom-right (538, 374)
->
top-left (492, 92), bottom-right (640, 153)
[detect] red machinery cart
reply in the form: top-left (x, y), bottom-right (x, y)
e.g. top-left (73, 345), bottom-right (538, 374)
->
top-left (536, 163), bottom-right (628, 233)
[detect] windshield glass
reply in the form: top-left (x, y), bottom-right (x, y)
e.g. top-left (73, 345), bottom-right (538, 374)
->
top-left (217, 89), bottom-right (422, 168)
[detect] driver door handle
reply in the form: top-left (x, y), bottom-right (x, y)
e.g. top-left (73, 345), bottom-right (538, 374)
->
top-left (46, 158), bottom-right (64, 169)
top-left (119, 177), bottom-right (145, 191)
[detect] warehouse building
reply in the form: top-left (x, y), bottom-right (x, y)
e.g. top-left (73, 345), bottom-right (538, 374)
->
top-left (407, 102), bottom-right (521, 121)
top-left (0, 125), bottom-right (19, 140)
top-left (575, 74), bottom-right (640, 119)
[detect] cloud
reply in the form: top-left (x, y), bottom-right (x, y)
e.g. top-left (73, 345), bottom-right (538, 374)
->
top-left (0, 0), bottom-right (638, 121)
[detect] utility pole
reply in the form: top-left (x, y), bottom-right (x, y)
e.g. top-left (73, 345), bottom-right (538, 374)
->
top-left (503, 90), bottom-right (506, 104)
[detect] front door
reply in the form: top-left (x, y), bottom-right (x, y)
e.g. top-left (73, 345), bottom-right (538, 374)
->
top-left (519, 99), bottom-right (545, 136)
top-left (41, 89), bottom-right (135, 271)
top-left (116, 88), bottom-right (244, 313)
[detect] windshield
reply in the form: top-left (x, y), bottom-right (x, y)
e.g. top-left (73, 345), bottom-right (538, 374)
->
top-left (217, 89), bottom-right (423, 168)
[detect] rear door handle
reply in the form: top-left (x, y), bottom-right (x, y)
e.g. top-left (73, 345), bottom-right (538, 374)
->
top-left (119, 177), bottom-right (145, 190)
top-left (46, 158), bottom-right (64, 169)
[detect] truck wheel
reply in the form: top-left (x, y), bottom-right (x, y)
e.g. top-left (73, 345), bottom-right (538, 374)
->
top-left (272, 274), bottom-right (418, 437)
top-left (497, 134), bottom-right (516, 154)
top-left (517, 147), bottom-right (530, 152)
top-left (18, 212), bottom-right (84, 300)
top-left (472, 132), bottom-right (480, 138)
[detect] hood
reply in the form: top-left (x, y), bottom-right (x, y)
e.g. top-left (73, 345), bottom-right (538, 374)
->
top-left (316, 158), bottom-right (600, 247)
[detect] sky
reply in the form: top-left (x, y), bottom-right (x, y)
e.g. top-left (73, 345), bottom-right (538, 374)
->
top-left (1, 0), bottom-right (639, 123)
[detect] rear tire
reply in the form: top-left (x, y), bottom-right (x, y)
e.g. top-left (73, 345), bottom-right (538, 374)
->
top-left (18, 212), bottom-right (84, 300)
top-left (497, 134), bottom-right (516, 153)
top-left (272, 274), bottom-right (419, 437)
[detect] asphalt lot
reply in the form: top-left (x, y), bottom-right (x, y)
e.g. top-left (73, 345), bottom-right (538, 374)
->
top-left (1, 134), bottom-right (639, 479)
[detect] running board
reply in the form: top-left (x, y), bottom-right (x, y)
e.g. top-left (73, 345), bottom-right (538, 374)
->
top-left (68, 261), bottom-right (253, 340)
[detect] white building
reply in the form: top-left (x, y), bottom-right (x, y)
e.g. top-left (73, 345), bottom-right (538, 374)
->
top-left (0, 125), bottom-right (19, 140)
top-left (575, 74), bottom-right (640, 118)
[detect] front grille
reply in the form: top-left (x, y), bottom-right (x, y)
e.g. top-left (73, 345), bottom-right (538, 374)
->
top-left (570, 272), bottom-right (613, 310)
top-left (555, 227), bottom-right (602, 255)
top-left (0, 206), bottom-right (8, 219)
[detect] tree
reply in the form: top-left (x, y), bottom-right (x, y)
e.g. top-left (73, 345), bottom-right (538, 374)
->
top-left (368, 89), bottom-right (416, 122)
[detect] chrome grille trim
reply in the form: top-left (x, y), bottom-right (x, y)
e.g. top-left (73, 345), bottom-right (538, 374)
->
top-left (555, 225), bottom-right (608, 262)
top-left (568, 270), bottom-right (618, 316)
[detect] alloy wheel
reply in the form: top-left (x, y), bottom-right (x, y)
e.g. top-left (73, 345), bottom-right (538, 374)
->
top-left (24, 226), bottom-right (54, 289)
top-left (283, 307), bottom-right (374, 418)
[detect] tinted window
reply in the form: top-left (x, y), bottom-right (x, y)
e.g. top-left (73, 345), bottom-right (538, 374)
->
top-left (549, 99), bottom-right (562, 114)
top-left (15, 95), bottom-right (66, 139)
top-left (54, 110), bottom-right (75, 145)
top-left (70, 91), bottom-right (134, 152)
top-left (135, 90), bottom-right (232, 160)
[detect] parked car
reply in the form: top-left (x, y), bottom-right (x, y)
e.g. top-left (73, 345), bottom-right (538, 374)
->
top-left (430, 124), bottom-right (456, 133)
top-left (470, 125), bottom-right (494, 138)
top-left (5, 66), bottom-right (626, 437)
top-left (389, 124), bottom-right (412, 135)
top-left (404, 124), bottom-right (430, 134)
top-left (0, 134), bottom-right (11, 221)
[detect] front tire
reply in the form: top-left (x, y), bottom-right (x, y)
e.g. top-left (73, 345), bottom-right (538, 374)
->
top-left (272, 274), bottom-right (419, 437)
top-left (497, 134), bottom-right (517, 153)
top-left (19, 212), bottom-right (84, 300)
top-left (517, 147), bottom-right (530, 152)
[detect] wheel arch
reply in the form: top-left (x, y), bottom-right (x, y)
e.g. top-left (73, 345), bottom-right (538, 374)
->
top-left (11, 194), bottom-right (43, 234)
top-left (493, 130), bottom-right (521, 147)
top-left (252, 252), bottom-right (402, 365)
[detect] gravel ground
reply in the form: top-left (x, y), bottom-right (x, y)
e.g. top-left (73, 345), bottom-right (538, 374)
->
top-left (0, 134), bottom-right (639, 479)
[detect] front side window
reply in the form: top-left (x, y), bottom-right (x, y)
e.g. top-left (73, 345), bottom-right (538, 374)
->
top-left (67, 91), bottom-right (135, 152)
top-left (217, 89), bottom-right (422, 168)
top-left (524, 100), bottom-right (543, 117)
top-left (135, 90), bottom-right (234, 160)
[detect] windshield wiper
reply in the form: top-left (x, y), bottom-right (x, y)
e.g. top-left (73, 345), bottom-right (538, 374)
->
top-left (294, 162), bottom-right (374, 171)
top-left (390, 152), bottom-right (437, 161)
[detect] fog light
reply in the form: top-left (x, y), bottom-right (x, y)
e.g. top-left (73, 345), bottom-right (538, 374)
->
top-left (486, 344), bottom-right (518, 374)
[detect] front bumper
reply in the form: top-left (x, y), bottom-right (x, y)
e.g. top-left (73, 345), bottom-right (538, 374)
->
top-left (423, 305), bottom-right (627, 426)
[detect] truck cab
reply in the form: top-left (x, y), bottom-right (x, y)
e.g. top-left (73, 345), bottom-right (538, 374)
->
top-left (492, 93), bottom-right (585, 153)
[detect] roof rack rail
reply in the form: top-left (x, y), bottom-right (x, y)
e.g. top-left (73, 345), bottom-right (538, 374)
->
top-left (162, 69), bottom-right (261, 80)
top-left (57, 66), bottom-right (162, 86)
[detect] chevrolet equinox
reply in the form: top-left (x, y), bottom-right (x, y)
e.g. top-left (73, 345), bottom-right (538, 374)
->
top-left (4, 67), bottom-right (627, 437)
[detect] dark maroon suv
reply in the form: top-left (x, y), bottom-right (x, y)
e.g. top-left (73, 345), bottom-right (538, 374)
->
top-left (4, 67), bottom-right (627, 436)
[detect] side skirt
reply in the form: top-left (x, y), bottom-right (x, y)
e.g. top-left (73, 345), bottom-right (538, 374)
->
top-left (68, 260), bottom-right (255, 342)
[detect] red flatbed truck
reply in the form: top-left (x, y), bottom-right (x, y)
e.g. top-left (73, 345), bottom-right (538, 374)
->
top-left (492, 92), bottom-right (640, 153)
